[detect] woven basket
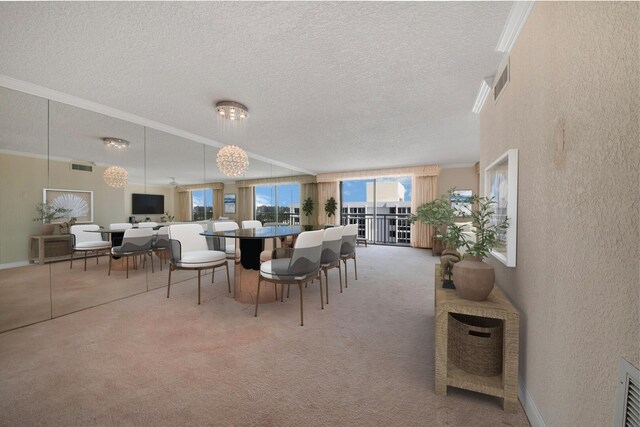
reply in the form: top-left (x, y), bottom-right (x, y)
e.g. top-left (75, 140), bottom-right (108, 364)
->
top-left (448, 313), bottom-right (503, 377)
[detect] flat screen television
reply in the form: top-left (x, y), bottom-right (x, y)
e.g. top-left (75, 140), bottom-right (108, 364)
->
top-left (132, 193), bottom-right (164, 215)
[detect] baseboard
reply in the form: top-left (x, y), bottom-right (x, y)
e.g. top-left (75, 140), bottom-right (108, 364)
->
top-left (519, 376), bottom-right (546, 427)
top-left (0, 261), bottom-right (30, 270)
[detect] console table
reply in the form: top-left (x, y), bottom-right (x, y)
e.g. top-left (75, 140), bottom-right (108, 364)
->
top-left (434, 265), bottom-right (520, 412)
top-left (29, 234), bottom-right (72, 264)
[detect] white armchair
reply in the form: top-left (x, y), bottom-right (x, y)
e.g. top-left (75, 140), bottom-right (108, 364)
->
top-left (70, 224), bottom-right (112, 271)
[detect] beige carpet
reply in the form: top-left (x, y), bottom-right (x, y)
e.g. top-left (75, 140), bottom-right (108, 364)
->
top-left (0, 245), bottom-right (530, 426)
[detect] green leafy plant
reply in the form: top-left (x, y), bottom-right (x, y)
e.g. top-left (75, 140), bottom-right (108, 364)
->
top-left (302, 198), bottom-right (314, 218)
top-left (410, 189), bottom-right (466, 249)
top-left (324, 197), bottom-right (337, 218)
top-left (33, 202), bottom-right (71, 223)
top-left (164, 211), bottom-right (175, 222)
top-left (461, 195), bottom-right (509, 260)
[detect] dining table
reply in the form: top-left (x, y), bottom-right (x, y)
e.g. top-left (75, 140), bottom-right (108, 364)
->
top-left (201, 225), bottom-right (304, 304)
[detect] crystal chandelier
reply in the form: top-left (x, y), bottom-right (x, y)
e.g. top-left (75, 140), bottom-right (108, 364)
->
top-left (216, 145), bottom-right (249, 177)
top-left (215, 101), bottom-right (248, 120)
top-left (103, 137), bottom-right (130, 149)
top-left (103, 166), bottom-right (129, 188)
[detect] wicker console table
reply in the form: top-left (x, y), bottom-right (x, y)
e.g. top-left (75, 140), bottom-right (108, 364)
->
top-left (434, 265), bottom-right (520, 412)
top-left (29, 234), bottom-right (72, 264)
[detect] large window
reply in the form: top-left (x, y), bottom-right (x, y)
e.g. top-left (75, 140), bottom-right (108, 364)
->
top-left (254, 183), bottom-right (300, 225)
top-left (340, 176), bottom-right (412, 245)
top-left (192, 189), bottom-right (213, 221)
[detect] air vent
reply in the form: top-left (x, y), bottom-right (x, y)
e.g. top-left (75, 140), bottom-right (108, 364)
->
top-left (70, 162), bottom-right (93, 172)
top-left (615, 358), bottom-right (640, 427)
top-left (493, 57), bottom-right (510, 103)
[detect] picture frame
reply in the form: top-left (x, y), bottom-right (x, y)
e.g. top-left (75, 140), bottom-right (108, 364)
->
top-left (43, 188), bottom-right (94, 223)
top-left (450, 189), bottom-right (473, 216)
top-left (224, 193), bottom-right (236, 214)
top-left (484, 149), bottom-right (518, 267)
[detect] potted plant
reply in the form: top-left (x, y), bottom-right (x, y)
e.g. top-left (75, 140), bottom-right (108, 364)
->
top-left (410, 189), bottom-right (460, 255)
top-left (33, 202), bottom-right (71, 235)
top-left (302, 197), bottom-right (314, 231)
top-left (324, 197), bottom-right (337, 223)
top-left (453, 195), bottom-right (509, 301)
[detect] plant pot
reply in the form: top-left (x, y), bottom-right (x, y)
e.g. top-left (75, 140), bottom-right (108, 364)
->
top-left (41, 223), bottom-right (55, 236)
top-left (452, 255), bottom-right (495, 301)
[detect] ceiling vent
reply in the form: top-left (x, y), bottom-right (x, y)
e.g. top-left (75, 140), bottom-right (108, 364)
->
top-left (493, 57), bottom-right (510, 103)
top-left (615, 357), bottom-right (640, 427)
top-left (70, 161), bottom-right (94, 172)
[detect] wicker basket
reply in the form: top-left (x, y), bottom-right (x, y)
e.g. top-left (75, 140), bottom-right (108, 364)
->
top-left (448, 313), bottom-right (503, 377)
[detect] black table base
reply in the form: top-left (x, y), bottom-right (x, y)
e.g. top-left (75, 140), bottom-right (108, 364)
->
top-left (240, 239), bottom-right (264, 270)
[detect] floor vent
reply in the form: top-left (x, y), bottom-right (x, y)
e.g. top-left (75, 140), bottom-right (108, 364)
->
top-left (70, 162), bottom-right (93, 172)
top-left (615, 357), bottom-right (640, 427)
top-left (493, 56), bottom-right (510, 103)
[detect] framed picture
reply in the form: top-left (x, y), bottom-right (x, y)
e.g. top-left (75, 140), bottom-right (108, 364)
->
top-left (224, 193), bottom-right (236, 214)
top-left (484, 149), bottom-right (518, 267)
top-left (450, 189), bottom-right (473, 216)
top-left (43, 188), bottom-right (93, 223)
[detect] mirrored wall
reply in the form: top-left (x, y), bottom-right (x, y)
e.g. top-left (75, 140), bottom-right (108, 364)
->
top-left (0, 86), bottom-right (309, 332)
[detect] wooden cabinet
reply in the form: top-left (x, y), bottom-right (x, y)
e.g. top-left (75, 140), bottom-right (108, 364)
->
top-left (29, 235), bottom-right (72, 264)
top-left (434, 265), bottom-right (520, 412)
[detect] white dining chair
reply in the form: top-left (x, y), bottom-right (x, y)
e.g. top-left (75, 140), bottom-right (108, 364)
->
top-left (320, 226), bottom-right (344, 304)
top-left (109, 223), bottom-right (133, 230)
top-left (70, 224), bottom-right (112, 271)
top-left (340, 223), bottom-right (358, 288)
top-left (242, 220), bottom-right (262, 229)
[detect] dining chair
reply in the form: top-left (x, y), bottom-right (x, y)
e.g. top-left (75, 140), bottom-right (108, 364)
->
top-left (167, 224), bottom-right (230, 305)
top-left (109, 228), bottom-right (154, 278)
top-left (109, 223), bottom-right (133, 230)
top-left (152, 226), bottom-right (170, 270)
top-left (256, 230), bottom-right (324, 326)
top-left (70, 224), bottom-right (112, 271)
top-left (241, 220), bottom-right (262, 229)
top-left (340, 223), bottom-right (359, 288)
top-left (320, 226), bottom-right (344, 304)
top-left (138, 221), bottom-right (158, 231)
top-left (211, 221), bottom-right (240, 260)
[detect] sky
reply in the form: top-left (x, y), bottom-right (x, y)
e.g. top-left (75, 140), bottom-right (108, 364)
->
top-left (342, 176), bottom-right (412, 202)
top-left (255, 183), bottom-right (300, 207)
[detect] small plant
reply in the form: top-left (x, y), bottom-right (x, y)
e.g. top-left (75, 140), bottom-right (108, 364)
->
top-left (410, 189), bottom-right (466, 250)
top-left (164, 211), bottom-right (175, 222)
top-left (302, 198), bottom-right (314, 218)
top-left (33, 202), bottom-right (71, 223)
top-left (324, 197), bottom-right (337, 218)
top-left (461, 195), bottom-right (509, 260)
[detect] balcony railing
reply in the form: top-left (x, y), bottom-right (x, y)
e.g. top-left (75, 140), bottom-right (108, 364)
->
top-left (255, 212), bottom-right (300, 226)
top-left (340, 213), bottom-right (411, 246)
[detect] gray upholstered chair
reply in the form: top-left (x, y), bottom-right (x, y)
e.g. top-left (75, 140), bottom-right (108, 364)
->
top-left (167, 224), bottom-right (230, 305)
top-left (109, 228), bottom-right (154, 278)
top-left (320, 226), bottom-right (344, 304)
top-left (256, 230), bottom-right (324, 326)
top-left (241, 220), bottom-right (262, 229)
top-left (70, 224), bottom-right (112, 271)
top-left (340, 223), bottom-right (358, 288)
top-left (152, 226), bottom-right (170, 270)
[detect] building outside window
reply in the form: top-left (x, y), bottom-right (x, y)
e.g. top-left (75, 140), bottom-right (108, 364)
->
top-left (254, 183), bottom-right (300, 225)
top-left (192, 189), bottom-right (213, 221)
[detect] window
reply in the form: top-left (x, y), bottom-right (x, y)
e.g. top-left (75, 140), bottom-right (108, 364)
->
top-left (192, 189), bottom-right (213, 221)
top-left (254, 183), bottom-right (300, 225)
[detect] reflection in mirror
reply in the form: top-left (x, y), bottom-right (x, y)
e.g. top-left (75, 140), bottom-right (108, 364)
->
top-left (0, 87), bottom-right (51, 332)
top-left (144, 130), bottom-right (206, 291)
top-left (48, 102), bottom-right (147, 317)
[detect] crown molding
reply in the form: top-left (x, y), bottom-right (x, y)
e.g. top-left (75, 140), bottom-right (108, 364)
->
top-left (495, 1), bottom-right (535, 53)
top-left (472, 77), bottom-right (494, 114)
top-left (0, 75), bottom-right (316, 176)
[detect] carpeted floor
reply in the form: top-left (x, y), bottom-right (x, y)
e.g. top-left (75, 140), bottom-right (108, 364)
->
top-left (0, 245), bottom-right (530, 426)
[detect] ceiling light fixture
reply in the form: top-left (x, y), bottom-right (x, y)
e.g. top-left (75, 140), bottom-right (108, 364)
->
top-left (216, 100), bottom-right (248, 120)
top-left (216, 145), bottom-right (249, 177)
top-left (103, 166), bottom-right (129, 188)
top-left (103, 137), bottom-right (130, 149)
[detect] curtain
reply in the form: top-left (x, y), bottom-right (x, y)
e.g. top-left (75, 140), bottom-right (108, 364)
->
top-left (213, 188), bottom-right (224, 220)
top-left (317, 165), bottom-right (439, 182)
top-left (410, 175), bottom-right (438, 248)
top-left (301, 182), bottom-right (318, 227)
top-left (317, 181), bottom-right (339, 225)
top-left (237, 186), bottom-right (254, 224)
top-left (177, 191), bottom-right (192, 222)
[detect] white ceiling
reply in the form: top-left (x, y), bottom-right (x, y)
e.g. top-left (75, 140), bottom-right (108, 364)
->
top-left (0, 2), bottom-right (512, 175)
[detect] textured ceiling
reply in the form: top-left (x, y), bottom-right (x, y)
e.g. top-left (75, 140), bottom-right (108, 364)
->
top-left (0, 2), bottom-right (512, 174)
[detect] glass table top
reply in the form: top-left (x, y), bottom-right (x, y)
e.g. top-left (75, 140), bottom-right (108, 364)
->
top-left (201, 225), bottom-right (304, 239)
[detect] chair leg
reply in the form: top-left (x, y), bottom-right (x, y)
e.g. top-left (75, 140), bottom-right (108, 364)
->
top-left (225, 262), bottom-right (231, 293)
top-left (96, 251), bottom-right (99, 264)
top-left (325, 269), bottom-right (329, 305)
top-left (254, 275), bottom-right (262, 317)
top-left (197, 269), bottom-right (201, 305)
top-left (318, 273), bottom-right (324, 310)
top-left (338, 263), bottom-right (343, 293)
top-left (167, 265), bottom-right (172, 298)
top-left (84, 251), bottom-right (88, 271)
top-left (158, 252), bottom-right (163, 272)
top-left (211, 267), bottom-right (215, 284)
top-left (298, 281), bottom-right (304, 326)
top-left (354, 254), bottom-right (358, 280)
top-left (286, 284), bottom-right (290, 299)
top-left (108, 255), bottom-right (112, 276)
top-left (126, 256), bottom-right (129, 279)
top-left (150, 253), bottom-right (154, 273)
top-left (70, 251), bottom-right (74, 269)
top-left (274, 283), bottom-right (278, 301)
top-left (344, 259), bottom-right (348, 288)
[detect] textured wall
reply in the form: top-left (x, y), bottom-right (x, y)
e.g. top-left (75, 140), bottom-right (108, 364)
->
top-left (437, 166), bottom-right (479, 198)
top-left (479, 3), bottom-right (639, 426)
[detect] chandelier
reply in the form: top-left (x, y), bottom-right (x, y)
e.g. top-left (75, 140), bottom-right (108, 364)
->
top-left (216, 145), bottom-right (249, 177)
top-left (216, 101), bottom-right (248, 120)
top-left (103, 166), bottom-right (129, 188)
top-left (103, 137), bottom-right (130, 149)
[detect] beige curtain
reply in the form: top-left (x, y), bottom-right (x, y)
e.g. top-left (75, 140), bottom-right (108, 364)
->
top-left (317, 165), bottom-right (439, 182)
top-left (237, 186), bottom-right (254, 224)
top-left (213, 189), bottom-right (224, 220)
top-left (410, 175), bottom-right (438, 248)
top-left (301, 182), bottom-right (318, 227)
top-left (317, 181), bottom-right (339, 225)
top-left (177, 191), bottom-right (192, 222)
